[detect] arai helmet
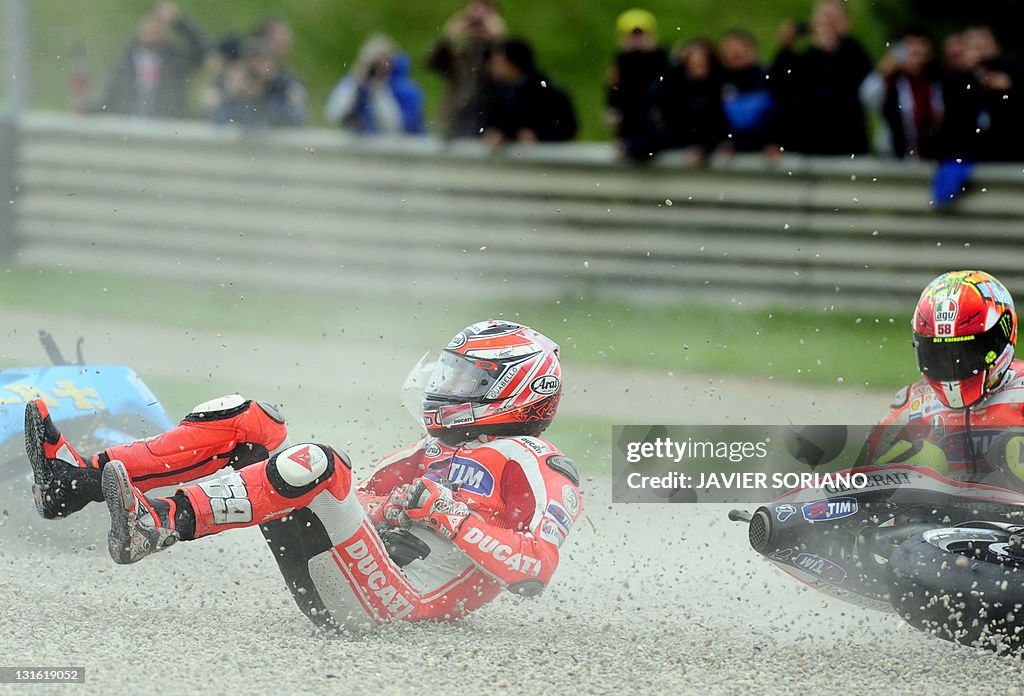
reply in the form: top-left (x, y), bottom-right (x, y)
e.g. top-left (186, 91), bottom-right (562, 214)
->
top-left (419, 320), bottom-right (561, 444)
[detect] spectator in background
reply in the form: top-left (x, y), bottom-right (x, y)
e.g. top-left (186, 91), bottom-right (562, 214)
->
top-left (201, 32), bottom-right (243, 115)
top-left (652, 38), bottom-right (729, 166)
top-left (483, 38), bottom-right (578, 146)
top-left (860, 28), bottom-right (944, 159)
top-left (210, 36), bottom-right (307, 127)
top-left (942, 31), bottom-right (967, 74)
top-left (206, 33), bottom-right (245, 78)
top-left (935, 26), bottom-right (1024, 162)
top-left (253, 17), bottom-right (294, 67)
top-left (771, 0), bottom-right (872, 155)
top-left (427, 1), bottom-right (506, 139)
top-left (99, 2), bottom-right (206, 119)
top-left (606, 8), bottom-right (670, 161)
top-left (717, 29), bottom-right (779, 155)
top-left (324, 35), bottom-right (425, 135)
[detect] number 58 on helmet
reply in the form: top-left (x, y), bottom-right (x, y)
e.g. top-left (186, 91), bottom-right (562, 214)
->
top-left (913, 270), bottom-right (1017, 409)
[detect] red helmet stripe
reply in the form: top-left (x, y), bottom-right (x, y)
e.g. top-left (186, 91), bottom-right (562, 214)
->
top-left (426, 321), bottom-right (561, 438)
top-left (463, 335), bottom-right (535, 351)
top-left (500, 357), bottom-right (538, 399)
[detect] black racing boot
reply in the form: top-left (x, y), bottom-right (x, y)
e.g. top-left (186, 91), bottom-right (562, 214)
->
top-left (24, 400), bottom-right (102, 519)
top-left (103, 461), bottom-right (193, 564)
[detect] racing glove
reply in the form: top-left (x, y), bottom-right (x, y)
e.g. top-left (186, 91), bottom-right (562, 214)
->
top-left (365, 483), bottom-right (416, 529)
top-left (403, 477), bottom-right (470, 540)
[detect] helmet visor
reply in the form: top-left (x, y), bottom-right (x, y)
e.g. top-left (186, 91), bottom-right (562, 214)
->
top-left (425, 351), bottom-right (501, 401)
top-left (914, 319), bottom-right (1010, 382)
top-left (401, 352), bottom-right (434, 430)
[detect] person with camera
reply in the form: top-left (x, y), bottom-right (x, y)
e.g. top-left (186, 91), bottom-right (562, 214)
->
top-left (426, 1), bottom-right (507, 139)
top-left (324, 35), bottom-right (425, 135)
top-left (934, 26), bottom-right (1024, 163)
top-left (859, 28), bottom-right (943, 159)
top-left (770, 0), bottom-right (872, 155)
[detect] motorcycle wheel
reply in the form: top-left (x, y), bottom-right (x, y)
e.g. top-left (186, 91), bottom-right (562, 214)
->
top-left (887, 525), bottom-right (1024, 652)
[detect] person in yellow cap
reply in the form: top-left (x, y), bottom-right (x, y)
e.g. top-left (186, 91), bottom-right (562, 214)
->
top-left (605, 8), bottom-right (669, 160)
top-left (616, 8), bottom-right (657, 38)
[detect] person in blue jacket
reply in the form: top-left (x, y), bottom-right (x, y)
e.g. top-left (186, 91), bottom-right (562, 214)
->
top-left (324, 35), bottom-right (425, 135)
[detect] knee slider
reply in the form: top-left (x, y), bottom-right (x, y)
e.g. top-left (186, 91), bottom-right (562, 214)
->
top-left (183, 397), bottom-right (287, 450)
top-left (255, 400), bottom-right (286, 424)
top-left (508, 580), bottom-right (545, 597)
top-left (184, 394), bottom-right (249, 422)
top-left (267, 443), bottom-right (336, 498)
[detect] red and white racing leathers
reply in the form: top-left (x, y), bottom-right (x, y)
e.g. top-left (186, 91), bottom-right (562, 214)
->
top-left (867, 358), bottom-right (1024, 481)
top-left (98, 396), bottom-right (582, 630)
top-left (343, 433), bottom-right (581, 623)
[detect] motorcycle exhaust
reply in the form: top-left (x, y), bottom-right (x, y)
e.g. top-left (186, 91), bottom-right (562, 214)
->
top-left (748, 508), bottom-right (773, 554)
top-left (729, 507), bottom-right (784, 555)
top-left (732, 503), bottom-right (817, 558)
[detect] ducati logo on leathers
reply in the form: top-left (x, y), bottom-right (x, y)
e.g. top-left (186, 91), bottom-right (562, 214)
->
top-left (341, 538), bottom-right (415, 619)
top-left (463, 526), bottom-right (541, 576)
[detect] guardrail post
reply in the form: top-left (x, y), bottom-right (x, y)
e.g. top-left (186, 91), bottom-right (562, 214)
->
top-left (0, 0), bottom-right (29, 256)
top-left (0, 114), bottom-right (18, 256)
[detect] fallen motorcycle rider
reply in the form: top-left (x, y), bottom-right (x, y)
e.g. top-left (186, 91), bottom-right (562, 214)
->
top-left (736, 270), bottom-right (1024, 651)
top-left (25, 320), bottom-right (582, 631)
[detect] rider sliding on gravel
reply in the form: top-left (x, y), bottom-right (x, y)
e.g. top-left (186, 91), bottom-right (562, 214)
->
top-left (25, 320), bottom-right (582, 630)
top-left (868, 269), bottom-right (1024, 487)
top-left (741, 270), bottom-right (1024, 652)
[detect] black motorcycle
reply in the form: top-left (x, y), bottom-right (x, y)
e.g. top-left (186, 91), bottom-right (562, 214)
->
top-left (731, 464), bottom-right (1024, 652)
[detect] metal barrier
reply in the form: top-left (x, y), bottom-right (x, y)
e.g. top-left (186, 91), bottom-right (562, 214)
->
top-left (13, 111), bottom-right (1024, 307)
